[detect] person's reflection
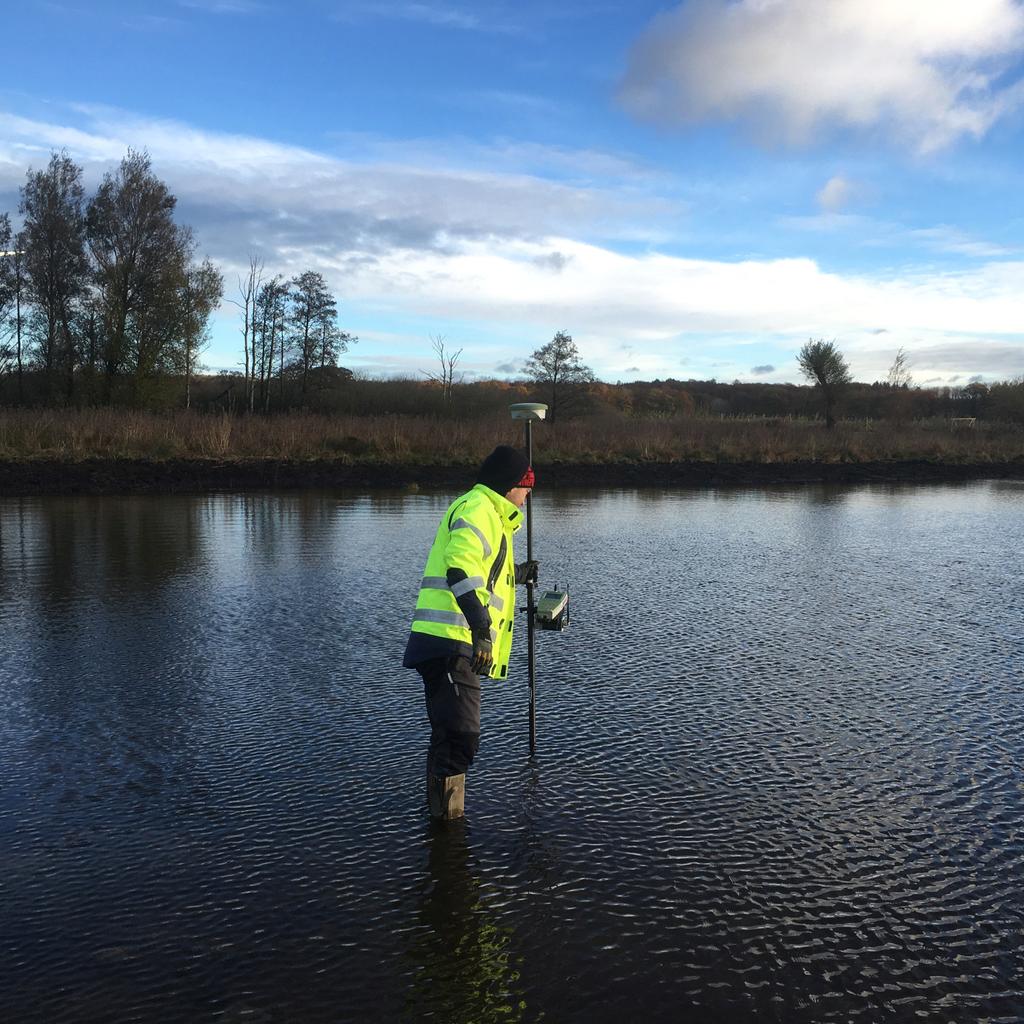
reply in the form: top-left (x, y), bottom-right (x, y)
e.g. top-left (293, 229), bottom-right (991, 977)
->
top-left (403, 822), bottom-right (529, 1024)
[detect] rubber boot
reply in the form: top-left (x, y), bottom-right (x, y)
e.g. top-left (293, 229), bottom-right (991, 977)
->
top-left (428, 773), bottom-right (465, 821)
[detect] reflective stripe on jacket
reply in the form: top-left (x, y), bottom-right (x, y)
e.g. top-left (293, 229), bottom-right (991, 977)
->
top-left (409, 483), bottom-right (522, 679)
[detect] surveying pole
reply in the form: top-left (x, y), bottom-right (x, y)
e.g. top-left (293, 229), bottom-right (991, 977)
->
top-left (510, 402), bottom-right (547, 753)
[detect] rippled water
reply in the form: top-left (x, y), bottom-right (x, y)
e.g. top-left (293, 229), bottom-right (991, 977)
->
top-left (1, 484), bottom-right (1023, 1023)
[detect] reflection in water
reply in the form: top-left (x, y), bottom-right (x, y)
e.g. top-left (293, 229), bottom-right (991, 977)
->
top-left (0, 494), bottom-right (208, 604)
top-left (1, 483), bottom-right (1023, 1024)
top-left (403, 823), bottom-right (530, 1024)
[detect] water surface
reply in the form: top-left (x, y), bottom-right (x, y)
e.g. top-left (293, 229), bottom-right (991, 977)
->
top-left (1, 484), bottom-right (1022, 1023)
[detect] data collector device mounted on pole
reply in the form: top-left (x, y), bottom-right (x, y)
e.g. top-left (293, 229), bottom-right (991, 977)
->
top-left (510, 402), bottom-right (568, 754)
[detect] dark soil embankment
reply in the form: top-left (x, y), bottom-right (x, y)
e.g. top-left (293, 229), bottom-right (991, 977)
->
top-left (2, 457), bottom-right (1023, 496)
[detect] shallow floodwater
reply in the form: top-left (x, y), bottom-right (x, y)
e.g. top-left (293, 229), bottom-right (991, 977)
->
top-left (1, 483), bottom-right (1022, 1024)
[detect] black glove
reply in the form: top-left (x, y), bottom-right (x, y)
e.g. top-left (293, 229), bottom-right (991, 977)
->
top-left (515, 560), bottom-right (539, 585)
top-left (470, 630), bottom-right (493, 675)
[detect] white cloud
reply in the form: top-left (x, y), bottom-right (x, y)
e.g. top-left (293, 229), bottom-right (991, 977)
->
top-left (3, 102), bottom-right (1023, 384)
top-left (876, 340), bottom-right (1023, 373)
top-left (0, 106), bottom-right (673, 254)
top-left (620, 0), bottom-right (1024, 152)
top-left (324, 132), bottom-right (664, 186)
top-left (778, 208), bottom-right (1016, 263)
top-left (0, 112), bottom-right (128, 164)
top-left (335, 235), bottom-right (1024, 343)
top-left (325, 234), bottom-right (1024, 382)
top-left (910, 225), bottom-right (1016, 258)
top-left (816, 175), bottom-right (859, 212)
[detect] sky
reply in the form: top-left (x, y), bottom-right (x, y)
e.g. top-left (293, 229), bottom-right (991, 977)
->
top-left (3, 0), bottom-right (1024, 387)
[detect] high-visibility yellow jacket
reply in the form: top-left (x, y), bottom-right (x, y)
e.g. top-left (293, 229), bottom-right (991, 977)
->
top-left (407, 484), bottom-right (522, 679)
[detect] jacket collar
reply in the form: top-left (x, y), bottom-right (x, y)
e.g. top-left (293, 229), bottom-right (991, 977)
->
top-left (472, 483), bottom-right (524, 531)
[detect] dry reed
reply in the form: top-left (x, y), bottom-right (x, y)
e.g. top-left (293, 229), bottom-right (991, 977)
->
top-left (0, 409), bottom-right (1021, 464)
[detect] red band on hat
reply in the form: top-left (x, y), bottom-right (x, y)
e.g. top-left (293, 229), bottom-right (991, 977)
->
top-left (516, 467), bottom-right (535, 488)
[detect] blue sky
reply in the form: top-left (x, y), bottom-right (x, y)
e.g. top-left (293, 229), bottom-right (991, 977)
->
top-left (3, 0), bottom-right (1024, 386)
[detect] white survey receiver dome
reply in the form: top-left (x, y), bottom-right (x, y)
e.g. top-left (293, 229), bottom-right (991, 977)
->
top-left (509, 402), bottom-right (548, 420)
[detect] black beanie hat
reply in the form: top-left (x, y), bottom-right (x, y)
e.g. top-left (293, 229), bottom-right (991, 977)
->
top-left (476, 445), bottom-right (531, 495)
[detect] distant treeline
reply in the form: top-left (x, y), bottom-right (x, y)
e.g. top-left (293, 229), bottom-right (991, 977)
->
top-left (104, 371), bottom-right (1024, 427)
top-left (3, 346), bottom-right (1024, 427)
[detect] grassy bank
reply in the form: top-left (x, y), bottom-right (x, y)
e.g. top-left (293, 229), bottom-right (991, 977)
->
top-left (1, 408), bottom-right (1023, 465)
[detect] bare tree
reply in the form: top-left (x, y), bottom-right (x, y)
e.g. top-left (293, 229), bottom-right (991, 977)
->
top-left (797, 338), bottom-right (853, 429)
top-left (524, 330), bottom-right (595, 423)
top-left (232, 254), bottom-right (263, 411)
top-left (885, 346), bottom-right (914, 424)
top-left (421, 333), bottom-right (463, 405)
top-left (886, 347), bottom-right (913, 389)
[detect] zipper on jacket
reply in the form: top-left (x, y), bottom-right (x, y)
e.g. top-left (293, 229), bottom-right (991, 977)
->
top-left (487, 534), bottom-right (508, 592)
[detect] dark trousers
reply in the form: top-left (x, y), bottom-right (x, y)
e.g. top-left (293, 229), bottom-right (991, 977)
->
top-left (418, 655), bottom-right (481, 777)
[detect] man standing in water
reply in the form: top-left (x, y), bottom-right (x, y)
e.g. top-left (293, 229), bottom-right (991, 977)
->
top-left (404, 445), bottom-right (538, 821)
